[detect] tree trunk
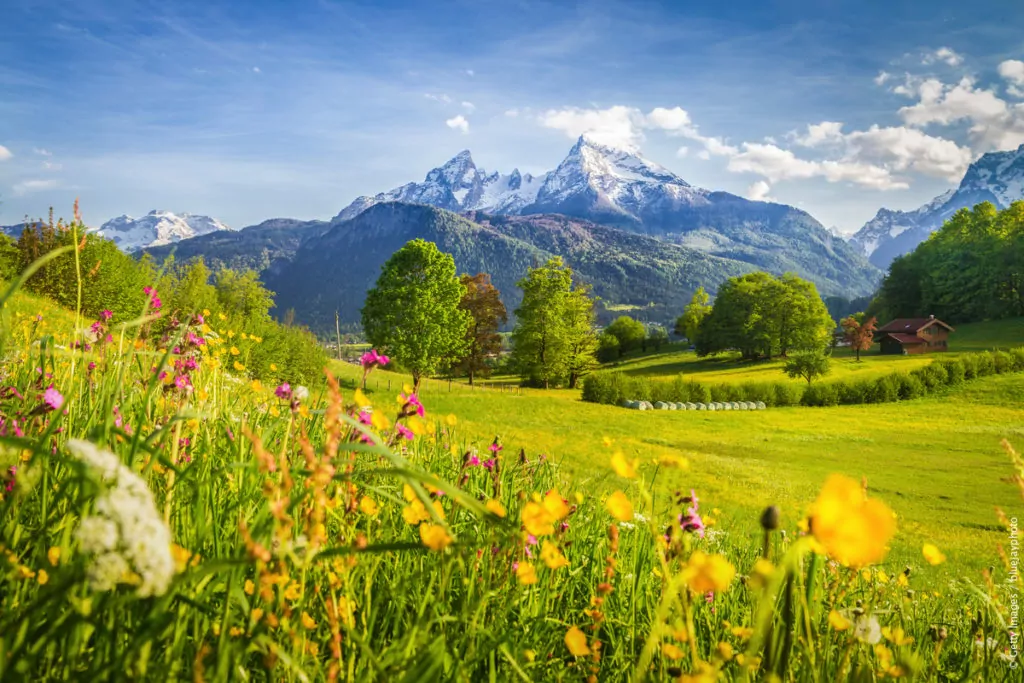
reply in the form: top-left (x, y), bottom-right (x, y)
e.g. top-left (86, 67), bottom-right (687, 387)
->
top-left (412, 372), bottom-right (421, 393)
top-left (468, 369), bottom-right (474, 387)
top-left (855, 347), bottom-right (861, 362)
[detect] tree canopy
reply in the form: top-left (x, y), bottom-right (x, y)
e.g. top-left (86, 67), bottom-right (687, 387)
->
top-left (603, 316), bottom-right (647, 358)
top-left (361, 239), bottom-right (471, 389)
top-left (453, 273), bottom-right (507, 385)
top-left (674, 286), bottom-right (711, 342)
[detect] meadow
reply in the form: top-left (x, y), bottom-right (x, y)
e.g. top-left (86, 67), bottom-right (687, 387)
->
top-left (2, 278), bottom-right (1022, 680)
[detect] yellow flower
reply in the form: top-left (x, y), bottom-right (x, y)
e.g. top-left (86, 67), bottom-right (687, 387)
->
top-left (270, 363), bottom-right (278, 372)
top-left (730, 625), bottom-right (754, 640)
top-left (244, 579), bottom-right (255, 596)
top-left (662, 643), bottom-right (684, 660)
top-left (922, 543), bottom-right (946, 566)
top-left (218, 313), bottom-right (226, 321)
top-left (657, 454), bottom-right (688, 469)
top-left (301, 611), bottom-right (317, 630)
top-left (605, 490), bottom-right (634, 522)
top-left (485, 499), bottom-right (506, 518)
top-left (881, 626), bottom-right (914, 646)
top-left (564, 626), bottom-right (591, 656)
top-left (353, 388), bottom-right (371, 408)
top-left (516, 562), bottom-right (538, 585)
top-left (540, 541), bottom-right (569, 569)
top-left (716, 642), bottom-right (734, 661)
top-left (227, 330), bottom-right (235, 338)
top-left (402, 500), bottom-right (431, 525)
top-left (809, 474), bottom-right (895, 568)
top-left (251, 379), bottom-right (262, 392)
top-left (520, 489), bottom-right (570, 537)
top-left (233, 361), bottom-right (245, 372)
top-left (240, 332), bottom-right (248, 340)
top-left (230, 346), bottom-right (240, 356)
top-left (359, 496), bottom-right (379, 516)
top-left (37, 569), bottom-right (49, 585)
top-left (610, 451), bottom-right (638, 479)
top-left (202, 309), bottom-right (210, 317)
top-left (419, 523), bottom-right (453, 551)
top-left (681, 551), bottom-right (735, 594)
top-left (370, 410), bottom-right (390, 431)
top-left (445, 414), bottom-right (457, 427)
top-left (828, 609), bottom-right (851, 631)
top-left (47, 547), bottom-right (60, 566)
top-left (406, 416), bottom-right (427, 436)
top-left (283, 582), bottom-right (302, 601)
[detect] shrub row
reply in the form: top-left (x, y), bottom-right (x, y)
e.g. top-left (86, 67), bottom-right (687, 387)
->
top-left (581, 348), bottom-right (1024, 409)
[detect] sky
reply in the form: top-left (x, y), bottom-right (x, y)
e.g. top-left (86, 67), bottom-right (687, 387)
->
top-left (1, 0), bottom-right (1024, 234)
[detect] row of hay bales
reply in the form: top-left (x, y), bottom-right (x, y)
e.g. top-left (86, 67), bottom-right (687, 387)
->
top-left (623, 400), bottom-right (766, 411)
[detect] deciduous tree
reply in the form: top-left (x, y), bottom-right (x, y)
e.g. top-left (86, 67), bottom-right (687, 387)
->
top-left (675, 286), bottom-right (711, 343)
top-left (840, 313), bottom-right (877, 362)
top-left (783, 350), bottom-right (832, 384)
top-left (454, 273), bottom-right (507, 385)
top-left (603, 316), bottom-right (646, 358)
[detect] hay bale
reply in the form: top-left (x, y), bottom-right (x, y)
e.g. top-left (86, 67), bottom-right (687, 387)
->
top-left (697, 403), bottom-right (706, 410)
top-left (756, 401), bottom-right (766, 410)
top-left (637, 401), bottom-right (647, 411)
top-left (668, 402), bottom-right (678, 410)
top-left (722, 402), bottom-right (732, 411)
top-left (654, 401), bottom-right (668, 410)
top-left (687, 402), bottom-right (697, 410)
top-left (739, 402), bottom-right (749, 410)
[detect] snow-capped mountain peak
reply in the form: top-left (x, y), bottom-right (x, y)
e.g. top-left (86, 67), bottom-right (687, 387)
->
top-left (93, 210), bottom-right (233, 252)
top-left (851, 143), bottom-right (1024, 268)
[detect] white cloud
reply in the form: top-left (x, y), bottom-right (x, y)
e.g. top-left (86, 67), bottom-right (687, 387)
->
top-left (874, 71), bottom-right (891, 86)
top-left (445, 115), bottom-right (470, 134)
top-left (13, 179), bottom-right (58, 196)
top-left (504, 109), bottom-right (519, 117)
top-left (675, 146), bottom-right (689, 157)
top-left (646, 106), bottom-right (694, 133)
top-left (461, 101), bottom-right (476, 113)
top-left (898, 76), bottom-right (1024, 152)
top-left (999, 60), bottom-right (1024, 85)
top-left (696, 149), bottom-right (711, 160)
top-left (252, 66), bottom-right (261, 74)
top-left (538, 105), bottom-right (648, 150)
top-left (42, 161), bottom-right (63, 171)
top-left (746, 180), bottom-right (773, 202)
top-left (33, 148), bottom-right (51, 157)
top-left (923, 47), bottom-right (963, 67)
top-left (0, 145), bottom-right (12, 161)
top-left (425, 93), bottom-right (452, 104)
top-left (465, 69), bottom-right (474, 76)
top-left (794, 121), bottom-right (845, 147)
top-left (725, 142), bottom-right (905, 189)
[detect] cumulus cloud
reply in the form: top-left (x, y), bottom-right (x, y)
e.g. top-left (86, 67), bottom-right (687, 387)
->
top-left (874, 71), bottom-right (891, 86)
top-left (998, 60), bottom-right (1024, 98)
top-left (923, 47), bottom-right (963, 67)
top-left (794, 121), bottom-right (845, 147)
top-left (897, 76), bottom-right (1024, 152)
top-left (425, 93), bottom-right (452, 104)
top-left (13, 179), bottom-right (58, 195)
top-left (33, 148), bottom-right (51, 157)
top-left (746, 180), bottom-right (773, 202)
top-left (0, 145), bottom-right (12, 161)
top-left (445, 115), bottom-right (470, 134)
top-left (539, 105), bottom-right (649, 150)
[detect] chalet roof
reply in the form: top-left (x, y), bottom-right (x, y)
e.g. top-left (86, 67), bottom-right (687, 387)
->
top-left (885, 333), bottom-right (926, 345)
top-left (877, 317), bottom-right (954, 333)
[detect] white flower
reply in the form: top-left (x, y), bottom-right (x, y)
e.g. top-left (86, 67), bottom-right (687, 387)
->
top-left (853, 615), bottom-right (882, 644)
top-left (294, 386), bottom-right (309, 401)
top-left (68, 439), bottom-right (175, 597)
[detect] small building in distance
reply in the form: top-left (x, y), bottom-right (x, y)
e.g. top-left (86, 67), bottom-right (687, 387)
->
top-left (876, 316), bottom-right (955, 355)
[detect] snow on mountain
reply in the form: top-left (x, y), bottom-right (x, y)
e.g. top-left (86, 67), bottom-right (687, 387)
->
top-left (333, 150), bottom-right (547, 222)
top-left (93, 210), bottom-right (233, 252)
top-left (852, 143), bottom-right (1024, 269)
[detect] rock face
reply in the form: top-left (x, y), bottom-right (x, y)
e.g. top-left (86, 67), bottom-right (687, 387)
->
top-left (851, 143), bottom-right (1024, 269)
top-left (94, 210), bottom-right (233, 252)
top-left (334, 135), bottom-right (880, 297)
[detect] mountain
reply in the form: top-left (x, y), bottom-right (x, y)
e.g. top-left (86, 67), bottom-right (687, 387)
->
top-left (851, 143), bottom-right (1024, 269)
top-left (335, 136), bottom-right (880, 297)
top-left (143, 217), bottom-right (326, 274)
top-left (94, 210), bottom-right (233, 252)
top-left (265, 203), bottom-right (756, 330)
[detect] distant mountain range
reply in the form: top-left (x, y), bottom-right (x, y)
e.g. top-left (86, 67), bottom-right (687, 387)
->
top-left (851, 143), bottom-right (1024, 268)
top-left (93, 210), bottom-right (234, 252)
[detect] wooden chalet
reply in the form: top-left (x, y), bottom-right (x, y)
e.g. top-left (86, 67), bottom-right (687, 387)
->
top-left (876, 316), bottom-right (955, 355)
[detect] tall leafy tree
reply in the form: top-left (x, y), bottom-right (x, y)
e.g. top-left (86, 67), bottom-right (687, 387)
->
top-left (674, 286), bottom-right (711, 342)
top-left (362, 239), bottom-right (471, 390)
top-left (562, 286), bottom-right (599, 389)
top-left (646, 324), bottom-right (669, 351)
top-left (603, 316), bottom-right (647, 358)
top-left (454, 273), bottom-right (507, 386)
top-left (840, 313), bottom-right (877, 362)
top-left (783, 350), bottom-right (832, 384)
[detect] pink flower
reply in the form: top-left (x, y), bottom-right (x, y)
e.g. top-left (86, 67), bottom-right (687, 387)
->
top-left (43, 386), bottom-right (64, 412)
top-left (275, 383), bottom-right (292, 400)
top-left (400, 392), bottom-right (425, 417)
top-left (488, 441), bottom-right (503, 454)
top-left (526, 535), bottom-right (538, 546)
top-left (99, 310), bottom-right (113, 321)
top-left (360, 349), bottom-right (390, 369)
top-left (467, 453), bottom-right (481, 467)
top-left (143, 286), bottom-right (162, 311)
top-left (395, 423), bottom-right (414, 440)
top-left (482, 458), bottom-right (496, 471)
top-left (357, 410), bottom-right (373, 426)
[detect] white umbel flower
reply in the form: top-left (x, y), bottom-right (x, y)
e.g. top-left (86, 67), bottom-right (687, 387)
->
top-left (68, 439), bottom-right (175, 597)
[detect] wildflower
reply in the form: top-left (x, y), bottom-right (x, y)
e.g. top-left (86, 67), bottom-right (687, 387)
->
top-left (809, 474), bottom-right (895, 567)
top-left (43, 385), bottom-right (64, 412)
top-left (828, 610), bottom-right (852, 631)
top-left (467, 453), bottom-right (481, 467)
top-left (606, 490), bottom-right (634, 522)
top-left (882, 626), bottom-right (914, 646)
top-left (294, 386), bottom-right (309, 401)
top-left (482, 458), bottom-right (495, 470)
top-left (270, 363), bottom-right (278, 372)
top-left (662, 643), bottom-right (685, 660)
top-left (301, 612), bottom-right (317, 630)
top-left (244, 579), bottom-right (255, 595)
top-left (540, 541), bottom-right (569, 569)
top-left (484, 499), bottom-right (506, 517)
top-left (611, 451), bottom-right (638, 479)
top-left (852, 614), bottom-right (882, 644)
top-left (143, 286), bottom-right (162, 310)
top-left (445, 414), bottom-right (457, 427)
top-left (360, 349), bottom-right (390, 369)
top-left (516, 561), bottom-right (538, 585)
top-left (359, 496), bottom-right (379, 516)
top-left (395, 423), bottom-right (414, 440)
top-left (233, 361), bottom-right (245, 372)
top-left (922, 543), bottom-right (946, 566)
top-left (230, 346), bottom-right (240, 356)
top-left (520, 489), bottom-right (570, 537)
top-left (488, 438), bottom-right (503, 454)
top-left (100, 309), bottom-right (113, 321)
top-left (564, 626), bottom-right (591, 656)
top-left (399, 392), bottom-right (425, 417)
top-left (681, 551), bottom-right (735, 594)
top-left (275, 383), bottom-right (292, 400)
top-left (68, 440), bottom-right (175, 597)
top-left (419, 523), bottom-right (453, 551)
top-left (47, 547), bottom-right (61, 566)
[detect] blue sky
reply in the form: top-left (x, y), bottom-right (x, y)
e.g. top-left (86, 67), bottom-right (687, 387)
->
top-left (1, 0), bottom-right (1023, 233)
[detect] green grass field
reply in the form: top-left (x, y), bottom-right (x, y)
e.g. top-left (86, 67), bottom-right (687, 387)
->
top-left (333, 318), bottom-right (1024, 577)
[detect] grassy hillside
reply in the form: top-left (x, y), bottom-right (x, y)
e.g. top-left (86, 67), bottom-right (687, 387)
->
top-left (331, 356), bottom-right (1023, 577)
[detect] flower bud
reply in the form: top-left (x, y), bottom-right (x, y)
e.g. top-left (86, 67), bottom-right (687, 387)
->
top-left (760, 505), bottom-right (781, 531)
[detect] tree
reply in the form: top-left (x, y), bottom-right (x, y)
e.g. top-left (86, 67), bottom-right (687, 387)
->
top-left (840, 313), bottom-right (877, 362)
top-left (603, 316), bottom-right (647, 358)
top-left (647, 324), bottom-right (669, 351)
top-left (562, 286), bottom-right (599, 389)
top-left (783, 350), bottom-right (832, 384)
top-left (675, 286), bottom-right (711, 343)
top-left (596, 331), bottom-right (620, 363)
top-left (361, 239), bottom-right (471, 390)
top-left (454, 273), bottom-right (507, 385)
